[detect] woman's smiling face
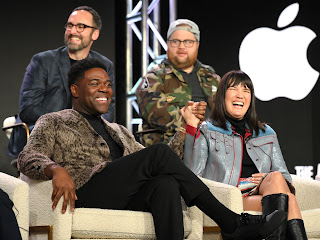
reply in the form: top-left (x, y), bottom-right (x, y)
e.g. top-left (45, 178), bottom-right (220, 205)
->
top-left (225, 83), bottom-right (251, 120)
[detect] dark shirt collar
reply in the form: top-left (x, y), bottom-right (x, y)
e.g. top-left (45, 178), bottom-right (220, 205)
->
top-left (69, 57), bottom-right (77, 66)
top-left (226, 115), bottom-right (246, 130)
top-left (226, 115), bottom-right (247, 137)
top-left (78, 111), bottom-right (101, 122)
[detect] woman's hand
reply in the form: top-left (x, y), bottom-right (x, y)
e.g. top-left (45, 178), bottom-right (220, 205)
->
top-left (192, 101), bottom-right (207, 124)
top-left (252, 173), bottom-right (267, 185)
top-left (181, 101), bottom-right (200, 127)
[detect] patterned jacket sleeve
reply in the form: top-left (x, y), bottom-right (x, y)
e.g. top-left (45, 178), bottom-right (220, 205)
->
top-left (17, 114), bottom-right (57, 180)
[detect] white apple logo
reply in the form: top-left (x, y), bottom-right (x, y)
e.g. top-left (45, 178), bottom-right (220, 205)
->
top-left (239, 3), bottom-right (319, 101)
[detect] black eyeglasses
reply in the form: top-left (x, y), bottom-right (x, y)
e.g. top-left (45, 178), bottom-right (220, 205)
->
top-left (64, 23), bottom-right (96, 33)
top-left (168, 39), bottom-right (197, 48)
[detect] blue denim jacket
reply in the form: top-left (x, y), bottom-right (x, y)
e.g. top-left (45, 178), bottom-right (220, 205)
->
top-left (183, 121), bottom-right (292, 186)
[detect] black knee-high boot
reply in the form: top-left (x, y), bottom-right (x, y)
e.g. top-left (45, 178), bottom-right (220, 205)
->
top-left (286, 219), bottom-right (308, 240)
top-left (261, 193), bottom-right (289, 240)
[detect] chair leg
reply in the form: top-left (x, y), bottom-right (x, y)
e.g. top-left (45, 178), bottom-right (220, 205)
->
top-left (203, 226), bottom-right (221, 233)
top-left (203, 226), bottom-right (222, 239)
top-left (29, 225), bottom-right (53, 240)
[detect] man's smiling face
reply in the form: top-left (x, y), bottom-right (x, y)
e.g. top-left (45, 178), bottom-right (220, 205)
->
top-left (71, 67), bottom-right (113, 116)
top-left (64, 10), bottom-right (98, 53)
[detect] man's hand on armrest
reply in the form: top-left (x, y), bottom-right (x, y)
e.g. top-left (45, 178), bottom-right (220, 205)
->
top-left (45, 164), bottom-right (77, 214)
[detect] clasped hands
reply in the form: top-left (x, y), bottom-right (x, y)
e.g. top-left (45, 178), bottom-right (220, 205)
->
top-left (180, 101), bottom-right (207, 128)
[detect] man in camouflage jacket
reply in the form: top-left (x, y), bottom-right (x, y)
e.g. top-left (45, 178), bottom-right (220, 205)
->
top-left (136, 19), bottom-right (220, 146)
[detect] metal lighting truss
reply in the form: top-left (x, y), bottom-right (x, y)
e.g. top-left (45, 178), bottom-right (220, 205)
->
top-left (125, 0), bottom-right (177, 132)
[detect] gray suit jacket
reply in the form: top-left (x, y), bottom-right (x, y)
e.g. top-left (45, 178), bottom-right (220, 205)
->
top-left (8, 46), bottom-right (114, 157)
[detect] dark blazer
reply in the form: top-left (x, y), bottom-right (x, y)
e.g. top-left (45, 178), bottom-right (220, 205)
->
top-left (8, 46), bottom-right (115, 157)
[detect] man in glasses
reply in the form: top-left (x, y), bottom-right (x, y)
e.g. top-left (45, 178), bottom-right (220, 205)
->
top-left (136, 19), bottom-right (220, 147)
top-left (8, 6), bottom-right (114, 158)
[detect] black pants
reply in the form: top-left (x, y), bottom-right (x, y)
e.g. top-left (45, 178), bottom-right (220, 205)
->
top-left (0, 188), bottom-right (22, 240)
top-left (76, 143), bottom-right (208, 240)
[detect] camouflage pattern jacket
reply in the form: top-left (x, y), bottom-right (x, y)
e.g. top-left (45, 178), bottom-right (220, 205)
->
top-left (136, 58), bottom-right (220, 146)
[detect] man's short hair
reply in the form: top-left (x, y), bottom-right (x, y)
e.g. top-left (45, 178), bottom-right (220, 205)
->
top-left (68, 58), bottom-right (108, 88)
top-left (73, 6), bottom-right (102, 30)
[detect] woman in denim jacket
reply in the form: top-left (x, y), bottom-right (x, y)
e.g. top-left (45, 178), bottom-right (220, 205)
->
top-left (182, 70), bottom-right (306, 240)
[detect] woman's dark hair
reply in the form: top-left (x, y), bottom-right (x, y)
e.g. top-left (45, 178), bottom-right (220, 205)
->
top-left (68, 58), bottom-right (107, 89)
top-left (209, 70), bottom-right (265, 134)
top-left (73, 6), bottom-right (102, 30)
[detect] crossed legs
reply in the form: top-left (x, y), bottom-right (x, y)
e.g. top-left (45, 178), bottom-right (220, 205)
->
top-left (75, 143), bottom-right (208, 240)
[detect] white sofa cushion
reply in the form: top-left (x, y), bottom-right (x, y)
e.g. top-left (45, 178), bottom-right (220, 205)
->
top-left (71, 208), bottom-right (191, 239)
top-left (302, 208), bottom-right (320, 238)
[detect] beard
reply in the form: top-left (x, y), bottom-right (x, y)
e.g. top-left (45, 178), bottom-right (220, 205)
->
top-left (167, 49), bottom-right (198, 71)
top-left (170, 56), bottom-right (194, 70)
top-left (64, 34), bottom-right (92, 52)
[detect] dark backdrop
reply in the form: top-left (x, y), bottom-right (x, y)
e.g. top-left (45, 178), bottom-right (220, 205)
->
top-left (1, 0), bottom-right (319, 179)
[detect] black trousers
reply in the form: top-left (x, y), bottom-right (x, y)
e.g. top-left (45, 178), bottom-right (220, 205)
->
top-left (76, 143), bottom-right (208, 240)
top-left (0, 188), bottom-right (22, 240)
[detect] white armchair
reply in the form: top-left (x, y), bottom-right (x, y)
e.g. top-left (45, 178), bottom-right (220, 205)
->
top-left (0, 172), bottom-right (29, 240)
top-left (201, 174), bottom-right (320, 240)
top-left (20, 174), bottom-right (204, 240)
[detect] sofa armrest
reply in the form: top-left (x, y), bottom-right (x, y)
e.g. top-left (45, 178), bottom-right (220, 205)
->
top-left (0, 172), bottom-right (29, 240)
top-left (291, 174), bottom-right (320, 211)
top-left (20, 174), bottom-right (74, 239)
top-left (51, 196), bottom-right (73, 239)
top-left (200, 177), bottom-right (243, 213)
top-left (20, 174), bottom-right (53, 226)
top-left (186, 206), bottom-right (203, 239)
top-left (199, 177), bottom-right (243, 227)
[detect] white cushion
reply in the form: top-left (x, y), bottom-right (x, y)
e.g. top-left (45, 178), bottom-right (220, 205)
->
top-left (302, 208), bottom-right (320, 238)
top-left (71, 208), bottom-right (191, 239)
